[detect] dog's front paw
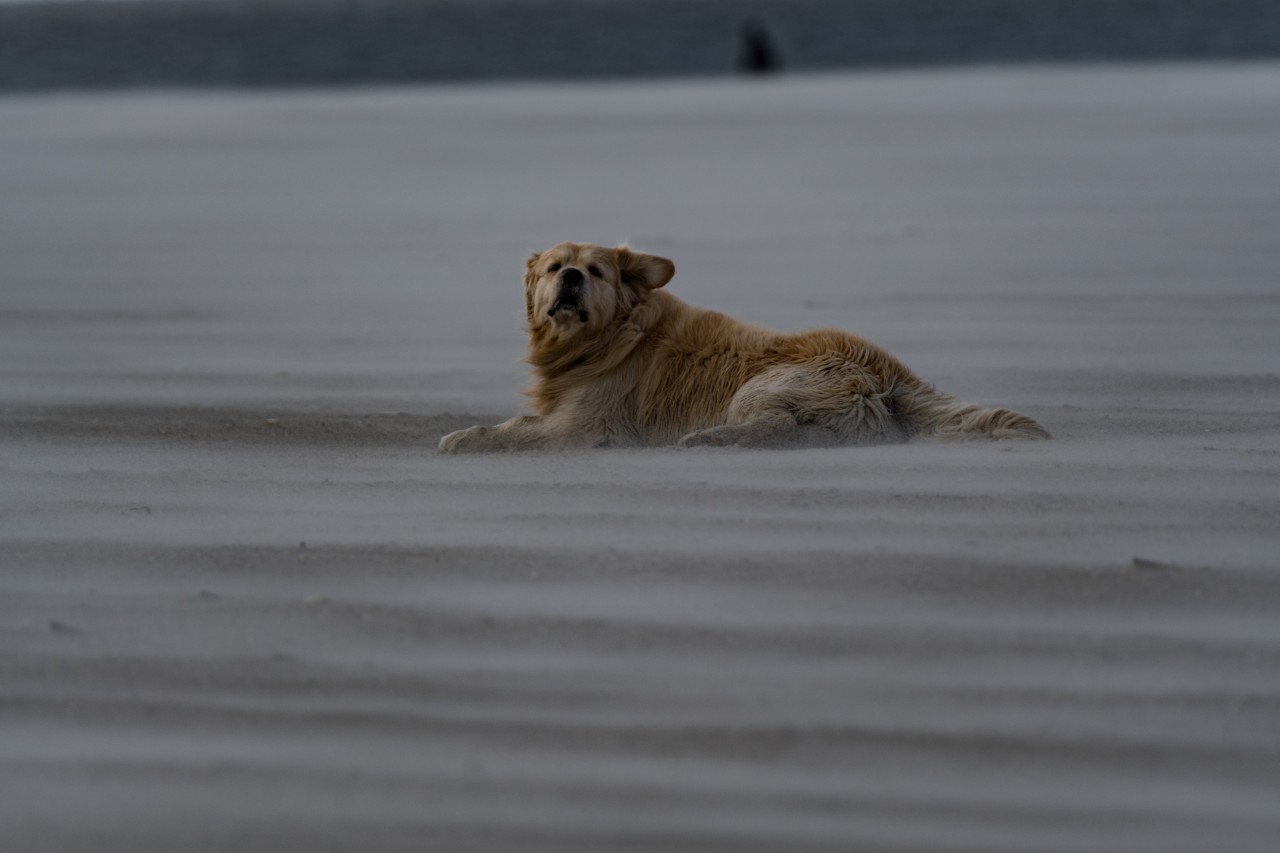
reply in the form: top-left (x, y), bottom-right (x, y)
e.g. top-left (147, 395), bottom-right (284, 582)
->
top-left (438, 425), bottom-right (495, 454)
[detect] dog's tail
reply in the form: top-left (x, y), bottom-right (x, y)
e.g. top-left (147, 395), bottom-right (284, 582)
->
top-left (894, 381), bottom-right (1050, 441)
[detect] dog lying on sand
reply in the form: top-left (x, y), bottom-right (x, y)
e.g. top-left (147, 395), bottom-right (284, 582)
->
top-left (439, 242), bottom-right (1048, 452)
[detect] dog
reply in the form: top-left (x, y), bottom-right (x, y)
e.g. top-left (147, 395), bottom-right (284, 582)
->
top-left (438, 242), bottom-right (1048, 452)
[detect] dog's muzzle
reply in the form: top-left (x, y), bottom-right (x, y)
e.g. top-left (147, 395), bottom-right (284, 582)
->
top-left (549, 268), bottom-right (589, 322)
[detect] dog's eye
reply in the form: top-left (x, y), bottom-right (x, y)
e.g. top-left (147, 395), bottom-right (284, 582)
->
top-left (547, 262), bottom-right (561, 273)
top-left (588, 265), bottom-right (603, 278)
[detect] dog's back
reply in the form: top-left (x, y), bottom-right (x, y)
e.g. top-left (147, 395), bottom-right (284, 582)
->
top-left (625, 291), bottom-right (1047, 445)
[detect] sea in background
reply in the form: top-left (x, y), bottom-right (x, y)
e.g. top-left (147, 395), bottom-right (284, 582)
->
top-left (3, 0), bottom-right (1280, 92)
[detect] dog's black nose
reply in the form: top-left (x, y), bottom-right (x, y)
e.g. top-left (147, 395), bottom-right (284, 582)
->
top-left (560, 267), bottom-right (584, 286)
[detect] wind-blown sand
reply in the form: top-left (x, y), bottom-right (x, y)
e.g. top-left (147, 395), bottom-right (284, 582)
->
top-left (2, 64), bottom-right (1279, 852)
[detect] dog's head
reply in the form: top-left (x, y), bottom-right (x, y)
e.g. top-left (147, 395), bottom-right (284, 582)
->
top-left (523, 242), bottom-right (675, 341)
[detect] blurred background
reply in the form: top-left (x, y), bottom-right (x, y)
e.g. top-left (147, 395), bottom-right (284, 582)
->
top-left (4, 0), bottom-right (1280, 92)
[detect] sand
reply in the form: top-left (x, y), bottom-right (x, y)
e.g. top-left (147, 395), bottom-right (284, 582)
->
top-left (2, 64), bottom-right (1279, 851)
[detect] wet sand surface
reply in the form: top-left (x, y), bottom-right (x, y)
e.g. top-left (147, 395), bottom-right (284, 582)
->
top-left (2, 65), bottom-right (1279, 851)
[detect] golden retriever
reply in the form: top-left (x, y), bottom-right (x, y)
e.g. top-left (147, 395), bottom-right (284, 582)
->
top-left (438, 242), bottom-right (1048, 452)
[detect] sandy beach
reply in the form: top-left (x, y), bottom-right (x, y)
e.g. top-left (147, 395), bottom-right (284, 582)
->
top-left (2, 64), bottom-right (1279, 851)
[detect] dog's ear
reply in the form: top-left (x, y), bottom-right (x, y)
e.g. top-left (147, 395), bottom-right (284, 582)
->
top-left (523, 252), bottom-right (542, 322)
top-left (615, 246), bottom-right (675, 292)
top-left (522, 251), bottom-right (542, 280)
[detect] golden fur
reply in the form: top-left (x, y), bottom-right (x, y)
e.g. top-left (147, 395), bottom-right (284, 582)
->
top-left (438, 242), bottom-right (1048, 452)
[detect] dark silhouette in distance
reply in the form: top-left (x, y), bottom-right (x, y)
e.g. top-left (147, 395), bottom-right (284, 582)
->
top-left (739, 19), bottom-right (781, 74)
